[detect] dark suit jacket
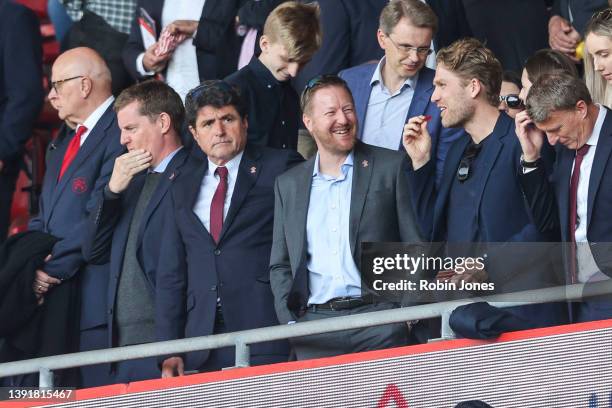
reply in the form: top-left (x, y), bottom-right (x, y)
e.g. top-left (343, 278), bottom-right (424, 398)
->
top-left (0, 0), bottom-right (44, 162)
top-left (339, 64), bottom-right (464, 185)
top-left (82, 148), bottom-right (190, 346)
top-left (408, 113), bottom-right (562, 291)
top-left (225, 57), bottom-right (300, 150)
top-left (28, 104), bottom-right (124, 331)
top-left (552, 0), bottom-right (608, 36)
top-left (520, 107), bottom-right (612, 279)
top-left (463, 0), bottom-right (549, 72)
top-left (293, 0), bottom-right (387, 94)
top-left (156, 146), bottom-right (303, 370)
top-left (269, 141), bottom-right (423, 324)
top-left (426, 0), bottom-right (472, 51)
top-left (123, 0), bottom-right (242, 82)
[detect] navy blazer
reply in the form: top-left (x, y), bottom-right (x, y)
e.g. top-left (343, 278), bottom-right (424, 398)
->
top-left (520, 107), bottom-right (612, 278)
top-left (28, 104), bottom-right (124, 330)
top-left (339, 63), bottom-right (464, 185)
top-left (0, 0), bottom-right (44, 161)
top-left (156, 146), bottom-right (302, 370)
top-left (82, 148), bottom-right (190, 346)
top-left (123, 0), bottom-right (242, 83)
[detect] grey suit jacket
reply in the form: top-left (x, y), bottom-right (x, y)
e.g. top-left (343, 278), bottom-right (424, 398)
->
top-left (269, 141), bottom-right (423, 324)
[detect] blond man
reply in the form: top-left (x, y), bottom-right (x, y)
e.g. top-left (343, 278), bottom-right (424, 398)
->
top-left (225, 1), bottom-right (321, 150)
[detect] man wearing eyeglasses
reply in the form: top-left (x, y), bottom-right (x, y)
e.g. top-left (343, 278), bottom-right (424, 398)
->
top-left (28, 47), bottom-right (124, 386)
top-left (339, 0), bottom-right (463, 186)
top-left (403, 39), bottom-right (566, 337)
top-left (155, 81), bottom-right (302, 377)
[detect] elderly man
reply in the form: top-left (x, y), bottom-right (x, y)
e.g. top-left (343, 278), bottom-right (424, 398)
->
top-left (29, 47), bottom-right (123, 387)
top-left (156, 80), bottom-right (302, 377)
top-left (82, 80), bottom-right (188, 383)
top-left (270, 75), bottom-right (422, 360)
top-left (517, 73), bottom-right (612, 323)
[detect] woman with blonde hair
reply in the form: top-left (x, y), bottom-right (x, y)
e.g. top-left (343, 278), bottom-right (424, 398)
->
top-left (584, 7), bottom-right (612, 107)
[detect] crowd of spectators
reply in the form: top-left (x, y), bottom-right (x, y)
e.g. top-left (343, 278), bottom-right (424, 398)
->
top-left (1, 0), bottom-right (612, 390)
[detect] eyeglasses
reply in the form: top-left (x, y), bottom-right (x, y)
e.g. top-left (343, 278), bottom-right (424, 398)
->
top-left (456, 142), bottom-right (483, 182)
top-left (385, 34), bottom-right (432, 57)
top-left (50, 75), bottom-right (84, 93)
top-left (499, 94), bottom-right (523, 109)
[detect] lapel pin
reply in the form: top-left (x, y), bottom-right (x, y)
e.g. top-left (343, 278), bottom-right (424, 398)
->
top-left (169, 172), bottom-right (175, 180)
top-left (362, 160), bottom-right (369, 168)
top-left (250, 166), bottom-right (257, 174)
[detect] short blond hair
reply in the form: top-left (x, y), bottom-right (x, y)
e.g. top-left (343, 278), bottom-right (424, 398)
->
top-left (263, 1), bottom-right (321, 63)
top-left (436, 38), bottom-right (502, 107)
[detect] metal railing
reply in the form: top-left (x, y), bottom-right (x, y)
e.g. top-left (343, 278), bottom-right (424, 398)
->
top-left (1, 280), bottom-right (611, 388)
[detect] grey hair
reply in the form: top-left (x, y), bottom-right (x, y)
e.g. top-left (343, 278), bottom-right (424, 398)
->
top-left (526, 74), bottom-right (593, 123)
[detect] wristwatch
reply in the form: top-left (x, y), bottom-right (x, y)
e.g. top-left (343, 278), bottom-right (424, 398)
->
top-left (520, 155), bottom-right (541, 169)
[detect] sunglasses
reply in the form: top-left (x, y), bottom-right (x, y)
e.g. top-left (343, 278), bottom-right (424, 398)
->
top-left (456, 142), bottom-right (483, 182)
top-left (499, 94), bottom-right (523, 109)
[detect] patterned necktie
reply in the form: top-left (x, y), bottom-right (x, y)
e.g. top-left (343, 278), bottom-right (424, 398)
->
top-left (210, 166), bottom-right (229, 243)
top-left (58, 125), bottom-right (88, 180)
top-left (568, 143), bottom-right (591, 283)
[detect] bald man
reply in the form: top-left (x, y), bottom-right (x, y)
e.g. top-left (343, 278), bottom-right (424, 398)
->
top-left (27, 47), bottom-right (123, 387)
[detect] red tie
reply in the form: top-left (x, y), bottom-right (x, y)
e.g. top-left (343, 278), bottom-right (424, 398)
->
top-left (568, 143), bottom-right (591, 283)
top-left (210, 166), bottom-right (229, 243)
top-left (59, 125), bottom-right (87, 180)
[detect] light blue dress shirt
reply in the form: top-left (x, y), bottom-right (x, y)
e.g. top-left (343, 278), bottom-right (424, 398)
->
top-left (306, 152), bottom-right (362, 305)
top-left (151, 146), bottom-right (182, 173)
top-left (361, 57), bottom-right (418, 150)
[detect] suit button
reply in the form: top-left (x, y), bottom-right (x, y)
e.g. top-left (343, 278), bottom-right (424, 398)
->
top-left (214, 249), bottom-right (221, 255)
top-left (210, 285), bottom-right (217, 291)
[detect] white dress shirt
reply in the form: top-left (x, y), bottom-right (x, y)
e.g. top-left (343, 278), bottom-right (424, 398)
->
top-left (193, 151), bottom-right (244, 233)
top-left (574, 105), bottom-right (607, 283)
top-left (79, 96), bottom-right (114, 146)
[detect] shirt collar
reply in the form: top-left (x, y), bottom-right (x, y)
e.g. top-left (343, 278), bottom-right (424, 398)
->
top-left (585, 104), bottom-right (607, 147)
top-left (251, 56), bottom-right (283, 88)
top-left (207, 150), bottom-right (244, 176)
top-left (312, 151), bottom-right (354, 179)
top-left (370, 57), bottom-right (419, 92)
top-left (151, 146), bottom-right (183, 173)
top-left (82, 96), bottom-right (114, 131)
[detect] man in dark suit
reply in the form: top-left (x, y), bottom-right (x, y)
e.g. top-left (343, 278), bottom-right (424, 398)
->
top-left (123, 0), bottom-right (242, 100)
top-left (0, 0), bottom-right (44, 243)
top-left (226, 1), bottom-right (321, 150)
top-left (82, 80), bottom-right (188, 383)
top-left (403, 39), bottom-right (566, 334)
top-left (270, 75), bottom-right (423, 360)
top-left (339, 0), bottom-right (463, 186)
top-left (517, 73), bottom-right (612, 323)
top-left (28, 47), bottom-right (124, 386)
top-left (157, 80), bottom-right (302, 377)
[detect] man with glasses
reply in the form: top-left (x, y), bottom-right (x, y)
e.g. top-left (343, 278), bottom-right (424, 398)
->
top-left (29, 47), bottom-right (123, 386)
top-left (403, 38), bottom-right (566, 337)
top-left (156, 81), bottom-right (302, 377)
top-left (339, 0), bottom-right (462, 186)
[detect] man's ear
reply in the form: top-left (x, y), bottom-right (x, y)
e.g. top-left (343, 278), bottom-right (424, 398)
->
top-left (259, 35), bottom-right (270, 53)
top-left (188, 125), bottom-right (197, 139)
top-left (468, 78), bottom-right (482, 99)
top-left (158, 112), bottom-right (172, 134)
top-left (302, 112), bottom-right (312, 134)
top-left (575, 100), bottom-right (588, 119)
